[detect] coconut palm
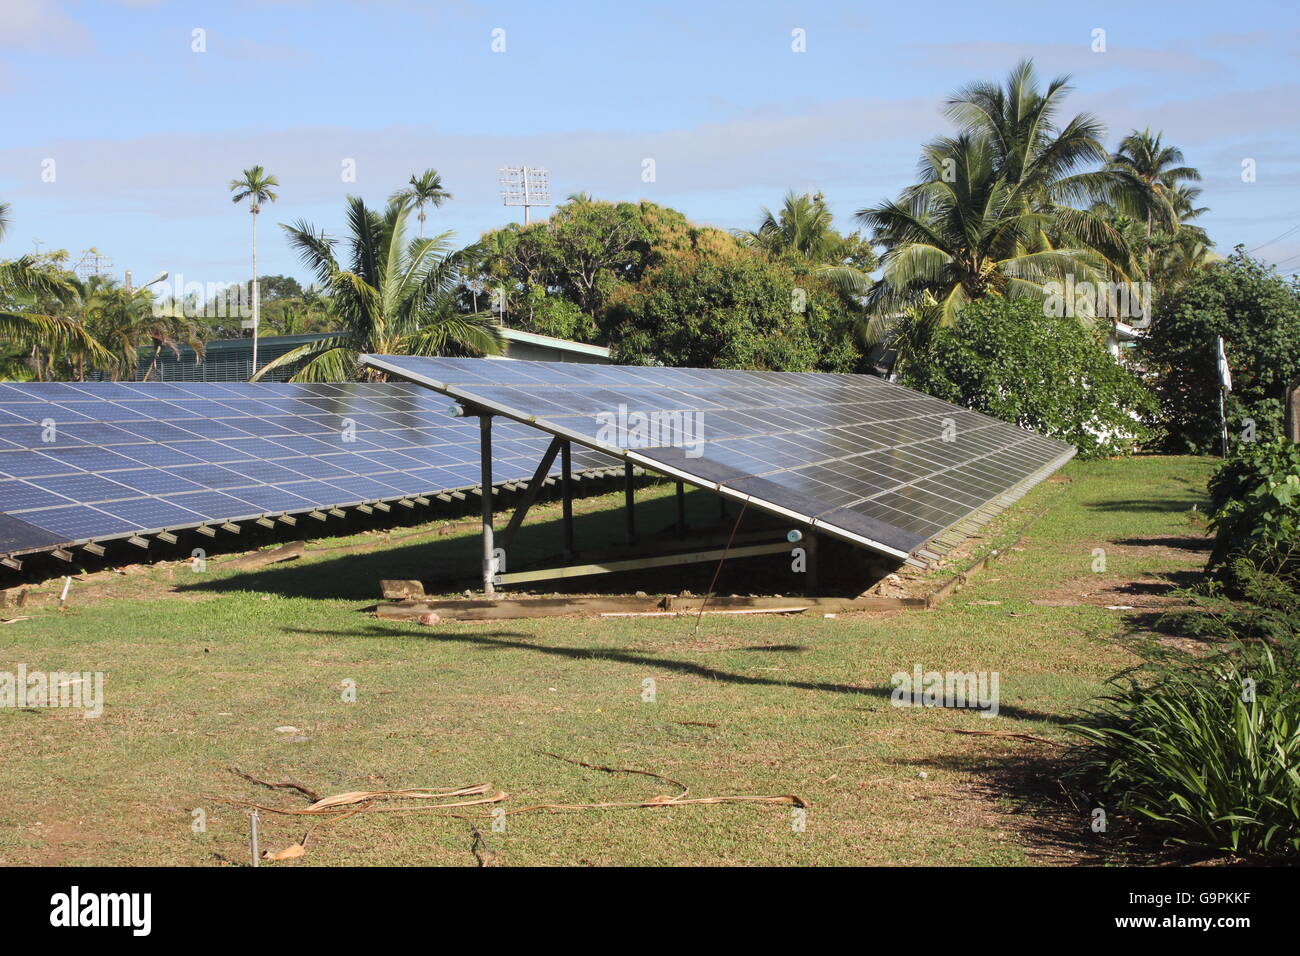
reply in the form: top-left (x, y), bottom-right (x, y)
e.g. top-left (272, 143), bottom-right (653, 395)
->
top-left (228, 165), bottom-right (280, 376)
top-left (736, 191), bottom-right (877, 296)
top-left (391, 168), bottom-right (451, 239)
top-left (74, 275), bottom-right (204, 381)
top-left (1104, 129), bottom-right (1203, 237)
top-left (1, 202), bottom-right (113, 380)
top-left (859, 61), bottom-right (1137, 347)
top-left (857, 133), bottom-right (1125, 338)
top-left (252, 195), bottom-right (502, 382)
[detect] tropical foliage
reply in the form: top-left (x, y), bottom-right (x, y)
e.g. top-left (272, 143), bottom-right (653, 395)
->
top-left (1065, 639), bottom-right (1300, 859)
top-left (1139, 248), bottom-right (1300, 453)
top-left (899, 296), bottom-right (1155, 458)
top-left (857, 60), bottom-right (1137, 344)
top-left (1206, 437), bottom-right (1300, 582)
top-left (391, 168), bottom-right (451, 239)
top-left (253, 195), bottom-right (501, 382)
top-left (735, 190), bottom-right (877, 297)
top-left (606, 250), bottom-right (861, 372)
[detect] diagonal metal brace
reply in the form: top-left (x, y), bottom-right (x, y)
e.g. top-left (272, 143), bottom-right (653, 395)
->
top-left (498, 436), bottom-right (564, 554)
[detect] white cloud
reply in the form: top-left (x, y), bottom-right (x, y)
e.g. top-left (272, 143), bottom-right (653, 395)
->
top-left (0, 0), bottom-right (93, 53)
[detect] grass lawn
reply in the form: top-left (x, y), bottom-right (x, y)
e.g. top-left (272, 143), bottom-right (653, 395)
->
top-left (0, 455), bottom-right (1217, 866)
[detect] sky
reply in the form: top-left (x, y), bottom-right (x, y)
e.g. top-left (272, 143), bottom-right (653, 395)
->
top-left (2, 0), bottom-right (1299, 292)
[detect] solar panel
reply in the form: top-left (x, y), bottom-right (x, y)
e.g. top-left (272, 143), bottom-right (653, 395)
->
top-left (361, 355), bottom-right (1076, 560)
top-left (0, 380), bottom-right (614, 560)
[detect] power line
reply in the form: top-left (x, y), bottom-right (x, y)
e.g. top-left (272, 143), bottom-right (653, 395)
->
top-left (1248, 217), bottom-right (1300, 253)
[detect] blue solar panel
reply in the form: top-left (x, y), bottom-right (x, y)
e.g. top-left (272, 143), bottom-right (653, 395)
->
top-left (362, 354), bottom-right (1077, 559)
top-left (0, 380), bottom-right (616, 558)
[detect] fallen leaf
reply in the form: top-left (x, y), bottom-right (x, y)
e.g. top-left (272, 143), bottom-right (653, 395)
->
top-left (262, 843), bottom-right (305, 861)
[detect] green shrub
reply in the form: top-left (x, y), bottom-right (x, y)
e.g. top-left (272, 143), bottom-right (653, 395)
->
top-left (1206, 438), bottom-right (1300, 579)
top-left (1065, 647), bottom-right (1300, 859)
top-left (605, 252), bottom-right (862, 373)
top-left (1140, 247), bottom-right (1300, 453)
top-left (899, 296), bottom-right (1156, 458)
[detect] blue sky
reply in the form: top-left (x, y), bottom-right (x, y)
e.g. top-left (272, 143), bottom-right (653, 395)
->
top-left (2, 0), bottom-right (1299, 290)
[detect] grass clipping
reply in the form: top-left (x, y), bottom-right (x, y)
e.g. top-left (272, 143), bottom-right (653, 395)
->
top-left (225, 758), bottom-right (807, 861)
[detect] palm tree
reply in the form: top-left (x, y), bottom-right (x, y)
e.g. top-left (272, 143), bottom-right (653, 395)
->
top-left (858, 61), bottom-right (1136, 346)
top-left (1, 202), bottom-right (112, 380)
top-left (735, 191), bottom-right (876, 296)
top-left (1104, 130), bottom-right (1202, 237)
top-left (252, 196), bottom-right (502, 382)
top-left (391, 168), bottom-right (451, 239)
top-left (74, 275), bottom-right (204, 381)
top-left (858, 133), bottom-right (1124, 336)
top-left (228, 165), bottom-right (280, 377)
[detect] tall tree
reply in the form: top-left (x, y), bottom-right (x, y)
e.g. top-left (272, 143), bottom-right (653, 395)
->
top-left (228, 165), bottom-right (280, 377)
top-left (73, 275), bottom-right (204, 381)
top-left (0, 202), bottom-right (110, 379)
top-left (735, 190), bottom-right (877, 296)
top-left (859, 60), bottom-right (1135, 346)
top-left (253, 196), bottom-right (501, 382)
top-left (1104, 129), bottom-right (1203, 237)
top-left (391, 168), bottom-right (451, 239)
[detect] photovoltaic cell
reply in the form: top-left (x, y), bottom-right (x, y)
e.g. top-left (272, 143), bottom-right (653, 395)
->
top-left (361, 355), bottom-right (1076, 559)
top-left (0, 380), bottom-right (616, 559)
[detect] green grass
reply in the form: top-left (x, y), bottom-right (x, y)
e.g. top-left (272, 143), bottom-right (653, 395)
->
top-left (0, 455), bottom-right (1216, 866)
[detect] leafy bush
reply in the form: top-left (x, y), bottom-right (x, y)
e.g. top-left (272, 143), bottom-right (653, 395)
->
top-left (1140, 247), bottom-right (1300, 453)
top-left (605, 251), bottom-right (862, 372)
top-left (899, 296), bottom-right (1156, 458)
top-left (1065, 647), bottom-right (1300, 859)
top-left (1205, 438), bottom-right (1300, 579)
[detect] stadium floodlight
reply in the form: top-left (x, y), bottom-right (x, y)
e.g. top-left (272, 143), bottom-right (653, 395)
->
top-left (499, 166), bottom-right (551, 225)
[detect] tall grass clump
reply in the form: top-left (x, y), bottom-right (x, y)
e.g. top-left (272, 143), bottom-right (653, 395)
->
top-left (1064, 560), bottom-right (1300, 859)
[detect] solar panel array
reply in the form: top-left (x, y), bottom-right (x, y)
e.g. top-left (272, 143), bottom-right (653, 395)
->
top-left (0, 380), bottom-right (614, 559)
top-left (363, 355), bottom-right (1076, 559)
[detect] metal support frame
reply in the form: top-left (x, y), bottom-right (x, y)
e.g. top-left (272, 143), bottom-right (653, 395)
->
top-left (495, 539), bottom-right (792, 587)
top-left (499, 436), bottom-right (563, 554)
top-left (623, 462), bottom-right (636, 544)
top-left (675, 481), bottom-right (687, 534)
top-left (804, 531), bottom-right (819, 595)
top-left (561, 440), bottom-right (575, 558)
top-left (479, 412), bottom-right (496, 597)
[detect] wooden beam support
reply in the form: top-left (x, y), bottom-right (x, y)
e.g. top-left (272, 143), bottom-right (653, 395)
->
top-left (499, 436), bottom-right (563, 554)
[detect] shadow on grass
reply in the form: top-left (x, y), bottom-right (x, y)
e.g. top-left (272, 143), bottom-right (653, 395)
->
top-left (177, 488), bottom-right (872, 601)
top-left (1112, 536), bottom-right (1212, 552)
top-left (1087, 498), bottom-right (1205, 513)
top-left (290, 622), bottom-right (1069, 724)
